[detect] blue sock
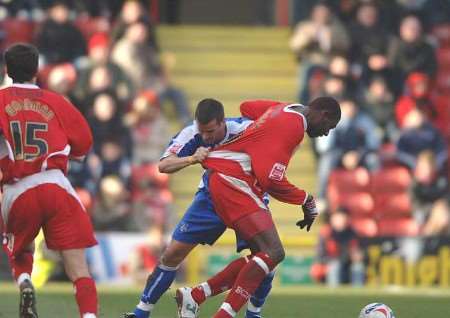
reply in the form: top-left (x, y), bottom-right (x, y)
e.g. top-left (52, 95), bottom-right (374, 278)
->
top-left (246, 271), bottom-right (275, 317)
top-left (133, 264), bottom-right (178, 318)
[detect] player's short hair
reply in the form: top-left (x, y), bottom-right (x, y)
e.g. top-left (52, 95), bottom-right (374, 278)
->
top-left (195, 98), bottom-right (225, 125)
top-left (4, 43), bottom-right (39, 83)
top-left (309, 96), bottom-right (341, 121)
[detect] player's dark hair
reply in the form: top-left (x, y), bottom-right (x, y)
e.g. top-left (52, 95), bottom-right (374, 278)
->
top-left (195, 98), bottom-right (225, 125)
top-left (4, 43), bottom-right (39, 83)
top-left (309, 96), bottom-right (341, 121)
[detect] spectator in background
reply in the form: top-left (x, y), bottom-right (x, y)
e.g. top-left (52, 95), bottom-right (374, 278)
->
top-left (311, 207), bottom-right (364, 286)
top-left (348, 2), bottom-right (396, 90)
top-left (396, 109), bottom-right (448, 172)
top-left (86, 91), bottom-right (130, 152)
top-left (360, 75), bottom-right (397, 142)
top-left (319, 74), bottom-right (349, 101)
top-left (388, 15), bottom-right (437, 94)
top-left (96, 137), bottom-right (132, 182)
top-left (315, 98), bottom-right (381, 203)
top-left (328, 55), bottom-right (357, 97)
top-left (111, 19), bottom-right (192, 125)
top-left (289, 2), bottom-right (350, 102)
top-left (411, 151), bottom-right (450, 236)
top-left (110, 0), bottom-right (158, 51)
top-left (75, 32), bottom-right (134, 109)
top-left (91, 175), bottom-right (131, 231)
top-left (124, 90), bottom-right (171, 165)
top-left (36, 1), bottom-right (87, 64)
top-left (395, 72), bottom-right (436, 129)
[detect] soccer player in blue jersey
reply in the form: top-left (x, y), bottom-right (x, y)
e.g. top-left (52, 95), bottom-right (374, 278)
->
top-left (123, 99), bottom-right (274, 318)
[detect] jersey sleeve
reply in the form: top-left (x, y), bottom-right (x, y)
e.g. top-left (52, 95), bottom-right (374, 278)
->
top-left (54, 96), bottom-right (93, 157)
top-left (239, 100), bottom-right (282, 120)
top-left (250, 111), bottom-right (307, 205)
top-left (161, 124), bottom-right (199, 159)
top-left (266, 176), bottom-right (307, 205)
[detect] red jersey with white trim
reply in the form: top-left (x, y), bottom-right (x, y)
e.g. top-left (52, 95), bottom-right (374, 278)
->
top-left (203, 100), bottom-right (308, 205)
top-left (0, 84), bottom-right (93, 184)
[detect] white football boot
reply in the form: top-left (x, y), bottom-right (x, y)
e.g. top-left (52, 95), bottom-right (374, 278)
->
top-left (175, 287), bottom-right (200, 318)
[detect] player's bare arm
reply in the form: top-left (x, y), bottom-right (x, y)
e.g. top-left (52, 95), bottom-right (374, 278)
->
top-left (159, 147), bottom-right (210, 174)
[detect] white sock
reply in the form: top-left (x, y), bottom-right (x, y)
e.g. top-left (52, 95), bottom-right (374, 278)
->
top-left (82, 314), bottom-right (96, 318)
top-left (200, 282), bottom-right (211, 297)
top-left (17, 273), bottom-right (31, 286)
top-left (247, 301), bottom-right (262, 313)
top-left (137, 301), bottom-right (154, 312)
top-left (220, 303), bottom-right (236, 317)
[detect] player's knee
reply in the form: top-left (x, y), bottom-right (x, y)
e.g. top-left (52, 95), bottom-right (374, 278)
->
top-left (267, 246), bottom-right (285, 265)
top-left (160, 249), bottom-right (184, 268)
top-left (65, 266), bottom-right (91, 282)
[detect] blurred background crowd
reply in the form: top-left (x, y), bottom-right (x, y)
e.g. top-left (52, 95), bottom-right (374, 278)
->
top-left (0, 0), bottom-right (449, 286)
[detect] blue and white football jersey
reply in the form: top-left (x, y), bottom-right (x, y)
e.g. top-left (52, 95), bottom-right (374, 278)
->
top-left (161, 117), bottom-right (252, 189)
top-left (162, 117), bottom-right (252, 159)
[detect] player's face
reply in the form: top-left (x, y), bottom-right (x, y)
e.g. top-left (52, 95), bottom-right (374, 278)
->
top-left (197, 119), bottom-right (226, 145)
top-left (307, 115), bottom-right (338, 138)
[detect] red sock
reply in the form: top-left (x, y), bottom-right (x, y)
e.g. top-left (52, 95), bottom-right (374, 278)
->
top-left (213, 252), bottom-right (275, 318)
top-left (191, 256), bottom-right (251, 305)
top-left (10, 252), bottom-right (33, 281)
top-left (74, 277), bottom-right (97, 317)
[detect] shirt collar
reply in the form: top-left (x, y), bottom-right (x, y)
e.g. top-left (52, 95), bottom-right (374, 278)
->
top-left (283, 104), bottom-right (308, 131)
top-left (11, 83), bottom-right (39, 89)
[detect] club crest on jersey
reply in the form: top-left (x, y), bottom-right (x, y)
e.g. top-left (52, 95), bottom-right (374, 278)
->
top-left (269, 163), bottom-right (286, 181)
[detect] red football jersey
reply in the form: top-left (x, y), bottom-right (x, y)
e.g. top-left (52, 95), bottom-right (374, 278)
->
top-left (204, 100), bottom-right (308, 205)
top-left (0, 83), bottom-right (93, 184)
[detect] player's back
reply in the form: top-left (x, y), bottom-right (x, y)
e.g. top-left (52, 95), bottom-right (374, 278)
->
top-left (205, 103), bottom-right (306, 178)
top-left (0, 84), bottom-right (92, 184)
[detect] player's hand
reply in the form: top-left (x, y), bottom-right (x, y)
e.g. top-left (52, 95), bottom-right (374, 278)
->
top-left (297, 194), bottom-right (318, 232)
top-left (190, 147), bottom-right (210, 164)
top-left (296, 217), bottom-right (315, 232)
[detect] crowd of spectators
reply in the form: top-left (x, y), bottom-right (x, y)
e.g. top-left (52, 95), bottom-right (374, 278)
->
top-left (290, 0), bottom-right (450, 286)
top-left (0, 0), bottom-right (190, 249)
top-left (1, 0), bottom-right (450, 287)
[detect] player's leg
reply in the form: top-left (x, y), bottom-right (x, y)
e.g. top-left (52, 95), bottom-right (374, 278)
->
top-left (61, 249), bottom-right (98, 318)
top-left (187, 239), bottom-right (275, 317)
top-left (127, 189), bottom-right (225, 318)
top-left (244, 238), bottom-right (274, 318)
top-left (128, 240), bottom-right (196, 318)
top-left (214, 214), bottom-right (284, 318)
top-left (2, 186), bottom-right (44, 317)
top-left (40, 183), bottom-right (98, 318)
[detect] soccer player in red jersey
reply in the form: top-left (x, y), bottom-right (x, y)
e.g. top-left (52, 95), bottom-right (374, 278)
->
top-left (0, 44), bottom-right (98, 318)
top-left (176, 98), bottom-right (341, 318)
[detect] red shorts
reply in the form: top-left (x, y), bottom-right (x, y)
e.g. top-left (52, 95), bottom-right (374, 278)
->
top-left (2, 183), bottom-right (97, 257)
top-left (209, 172), bottom-right (274, 240)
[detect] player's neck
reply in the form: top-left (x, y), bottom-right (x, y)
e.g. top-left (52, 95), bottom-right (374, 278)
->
top-left (12, 76), bottom-right (37, 85)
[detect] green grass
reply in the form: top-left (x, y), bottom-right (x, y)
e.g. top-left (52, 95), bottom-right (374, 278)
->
top-left (1, 283), bottom-right (450, 317)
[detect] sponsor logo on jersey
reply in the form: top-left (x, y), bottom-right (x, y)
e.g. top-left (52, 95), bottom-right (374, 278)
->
top-left (269, 163), bottom-right (286, 181)
top-left (169, 144), bottom-right (183, 154)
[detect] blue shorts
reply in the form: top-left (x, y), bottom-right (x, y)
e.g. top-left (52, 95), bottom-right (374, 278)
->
top-left (172, 189), bottom-right (250, 252)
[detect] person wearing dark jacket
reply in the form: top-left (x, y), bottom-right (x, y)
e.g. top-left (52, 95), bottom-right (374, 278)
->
top-left (396, 109), bottom-right (448, 172)
top-left (36, 1), bottom-right (87, 64)
top-left (410, 151), bottom-right (449, 236)
top-left (388, 15), bottom-right (437, 94)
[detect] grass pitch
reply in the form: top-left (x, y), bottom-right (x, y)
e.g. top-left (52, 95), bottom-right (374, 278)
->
top-left (0, 283), bottom-right (449, 317)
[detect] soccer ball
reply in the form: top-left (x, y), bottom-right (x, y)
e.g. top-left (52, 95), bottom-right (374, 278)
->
top-left (358, 303), bottom-right (395, 318)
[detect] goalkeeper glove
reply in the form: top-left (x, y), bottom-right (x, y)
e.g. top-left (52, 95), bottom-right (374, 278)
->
top-left (296, 194), bottom-right (318, 232)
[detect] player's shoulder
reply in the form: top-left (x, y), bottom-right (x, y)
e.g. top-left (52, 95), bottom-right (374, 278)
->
top-left (225, 117), bottom-right (252, 132)
top-left (172, 121), bottom-right (199, 142)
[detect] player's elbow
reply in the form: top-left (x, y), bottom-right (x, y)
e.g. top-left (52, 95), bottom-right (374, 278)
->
top-left (158, 162), bottom-right (169, 173)
top-left (158, 160), bottom-right (174, 174)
